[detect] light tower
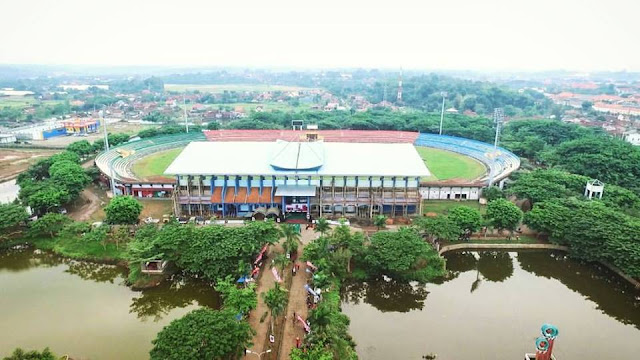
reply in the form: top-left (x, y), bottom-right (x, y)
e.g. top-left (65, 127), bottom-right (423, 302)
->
top-left (397, 68), bottom-right (403, 103)
top-left (438, 91), bottom-right (447, 135)
top-left (488, 108), bottom-right (504, 187)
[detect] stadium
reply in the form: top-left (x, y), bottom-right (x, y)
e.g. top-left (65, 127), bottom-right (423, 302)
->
top-left (95, 129), bottom-right (520, 219)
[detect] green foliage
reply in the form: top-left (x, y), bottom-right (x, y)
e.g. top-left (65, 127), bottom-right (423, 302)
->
top-left (413, 215), bottom-right (460, 242)
top-left (280, 223), bottom-right (301, 254)
top-left (373, 215), bottom-right (387, 230)
top-left (545, 136), bottom-right (640, 193)
top-left (84, 225), bottom-right (109, 249)
top-left (23, 181), bottom-right (70, 215)
top-left (448, 206), bottom-right (483, 233)
top-left (482, 186), bottom-right (504, 201)
top-left (29, 213), bottom-right (71, 238)
top-left (2, 347), bottom-right (57, 360)
top-left (215, 276), bottom-right (257, 315)
top-left (263, 282), bottom-right (288, 320)
top-left (501, 119), bottom-right (591, 160)
top-left (66, 140), bottom-right (93, 156)
top-left (149, 308), bottom-right (253, 360)
top-left (364, 227), bottom-right (445, 282)
top-left (205, 121), bottom-right (220, 130)
top-left (524, 199), bottom-right (640, 278)
top-left (48, 160), bottom-right (90, 196)
top-left (105, 196), bottom-right (142, 224)
top-left (49, 151), bottom-right (81, 165)
top-left (290, 345), bottom-right (334, 360)
top-left (314, 217), bottom-right (330, 236)
top-left (127, 221), bottom-right (280, 281)
top-left (0, 204), bottom-right (29, 232)
top-left (485, 199), bottom-right (522, 232)
top-left (59, 221), bottom-right (91, 238)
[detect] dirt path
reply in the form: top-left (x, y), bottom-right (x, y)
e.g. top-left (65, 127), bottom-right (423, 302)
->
top-left (68, 186), bottom-right (104, 221)
top-left (244, 244), bottom-right (282, 359)
top-left (278, 228), bottom-right (317, 360)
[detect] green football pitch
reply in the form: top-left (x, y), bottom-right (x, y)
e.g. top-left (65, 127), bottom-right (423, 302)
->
top-left (132, 145), bottom-right (486, 182)
top-left (131, 147), bottom-right (183, 180)
top-left (415, 146), bottom-right (487, 181)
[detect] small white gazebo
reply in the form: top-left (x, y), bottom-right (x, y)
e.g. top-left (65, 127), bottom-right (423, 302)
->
top-left (584, 179), bottom-right (604, 199)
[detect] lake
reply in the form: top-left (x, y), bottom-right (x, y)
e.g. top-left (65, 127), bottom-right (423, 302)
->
top-left (0, 247), bottom-right (220, 359)
top-left (342, 251), bottom-right (640, 360)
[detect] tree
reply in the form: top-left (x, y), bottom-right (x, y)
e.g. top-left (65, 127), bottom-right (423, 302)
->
top-left (29, 213), bottom-right (71, 238)
top-left (49, 150), bottom-right (81, 165)
top-left (150, 308), bottom-right (253, 360)
top-left (3, 348), bottom-right (57, 360)
top-left (314, 217), bottom-right (330, 237)
top-left (0, 204), bottom-right (29, 233)
top-left (448, 206), bottom-right (483, 233)
top-left (67, 140), bottom-right (93, 157)
top-left (49, 160), bottom-right (90, 196)
top-left (84, 225), bottom-right (110, 250)
top-left (485, 199), bottom-right (523, 233)
top-left (206, 121), bottom-right (220, 130)
top-left (373, 215), bottom-right (387, 230)
top-left (273, 252), bottom-right (290, 276)
top-left (24, 182), bottom-right (70, 215)
top-left (215, 276), bottom-right (257, 315)
top-left (280, 223), bottom-right (300, 254)
top-left (413, 215), bottom-right (460, 242)
top-left (263, 282), bottom-right (288, 333)
top-left (581, 101), bottom-right (593, 111)
top-left (364, 227), bottom-right (445, 282)
top-left (481, 186), bottom-right (503, 201)
top-left (105, 196), bottom-right (142, 224)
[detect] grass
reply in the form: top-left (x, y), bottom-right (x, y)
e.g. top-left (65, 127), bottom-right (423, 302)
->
top-left (165, 84), bottom-right (317, 93)
top-left (183, 101), bottom-right (313, 112)
top-left (0, 96), bottom-right (63, 108)
top-left (30, 236), bottom-right (128, 262)
top-left (422, 200), bottom-right (486, 215)
top-left (415, 146), bottom-right (486, 181)
top-left (131, 147), bottom-right (183, 179)
top-left (466, 235), bottom-right (539, 244)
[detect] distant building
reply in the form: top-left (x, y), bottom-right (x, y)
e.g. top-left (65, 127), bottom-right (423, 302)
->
top-left (0, 133), bottom-right (17, 144)
top-left (623, 131), bottom-right (640, 146)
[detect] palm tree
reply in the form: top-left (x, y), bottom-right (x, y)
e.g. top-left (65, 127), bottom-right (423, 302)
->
top-left (373, 215), bottom-right (387, 230)
top-left (263, 283), bottom-right (288, 333)
top-left (273, 253), bottom-right (290, 276)
top-left (280, 223), bottom-right (301, 255)
top-left (314, 217), bottom-right (330, 237)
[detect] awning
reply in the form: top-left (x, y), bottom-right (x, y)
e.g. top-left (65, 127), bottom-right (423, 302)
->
top-left (275, 185), bottom-right (317, 197)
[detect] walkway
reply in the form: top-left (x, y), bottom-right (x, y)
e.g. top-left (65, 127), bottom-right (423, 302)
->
top-left (244, 243), bottom-right (282, 359)
top-left (278, 228), bottom-right (317, 359)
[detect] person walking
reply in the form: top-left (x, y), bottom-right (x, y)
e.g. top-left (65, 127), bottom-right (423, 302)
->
top-left (296, 336), bottom-right (301, 348)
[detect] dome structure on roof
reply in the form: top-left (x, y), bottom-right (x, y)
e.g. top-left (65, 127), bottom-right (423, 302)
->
top-left (269, 140), bottom-right (325, 170)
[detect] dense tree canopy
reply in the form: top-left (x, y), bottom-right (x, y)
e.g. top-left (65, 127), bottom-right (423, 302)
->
top-left (448, 206), bottom-right (483, 233)
top-left (2, 348), bottom-right (57, 360)
top-left (105, 196), bottom-right (142, 224)
top-left (149, 308), bottom-right (253, 360)
top-left (0, 204), bottom-right (29, 233)
top-left (127, 221), bottom-right (280, 281)
top-left (413, 215), bottom-right (460, 242)
top-left (364, 227), bottom-right (445, 282)
top-left (485, 199), bottom-right (523, 232)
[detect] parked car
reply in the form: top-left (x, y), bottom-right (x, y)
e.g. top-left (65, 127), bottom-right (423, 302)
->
top-left (144, 217), bottom-right (160, 224)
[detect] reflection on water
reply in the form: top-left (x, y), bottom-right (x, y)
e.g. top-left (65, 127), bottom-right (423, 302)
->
top-left (342, 251), bottom-right (640, 360)
top-left (0, 248), bottom-right (219, 360)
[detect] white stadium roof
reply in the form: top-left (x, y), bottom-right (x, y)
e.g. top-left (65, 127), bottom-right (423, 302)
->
top-left (165, 141), bottom-right (430, 177)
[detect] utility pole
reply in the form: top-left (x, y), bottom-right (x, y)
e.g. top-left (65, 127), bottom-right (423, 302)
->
top-left (488, 107), bottom-right (504, 187)
top-left (100, 110), bottom-right (117, 196)
top-left (183, 95), bottom-right (189, 133)
top-left (439, 91), bottom-right (447, 135)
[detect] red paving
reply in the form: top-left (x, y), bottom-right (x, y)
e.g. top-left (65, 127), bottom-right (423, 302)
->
top-left (204, 130), bottom-right (419, 143)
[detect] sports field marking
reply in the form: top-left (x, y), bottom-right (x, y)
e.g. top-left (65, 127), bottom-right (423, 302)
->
top-left (415, 146), bottom-right (486, 181)
top-left (131, 147), bottom-right (184, 180)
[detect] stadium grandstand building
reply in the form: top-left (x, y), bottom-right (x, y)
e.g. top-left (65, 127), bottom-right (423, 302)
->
top-left (95, 129), bottom-right (520, 219)
top-left (165, 137), bottom-right (429, 218)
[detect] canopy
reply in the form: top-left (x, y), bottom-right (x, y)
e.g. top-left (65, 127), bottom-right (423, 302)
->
top-left (275, 185), bottom-right (317, 197)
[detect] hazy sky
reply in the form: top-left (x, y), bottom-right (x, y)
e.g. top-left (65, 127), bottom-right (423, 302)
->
top-left (1, 0), bottom-right (638, 71)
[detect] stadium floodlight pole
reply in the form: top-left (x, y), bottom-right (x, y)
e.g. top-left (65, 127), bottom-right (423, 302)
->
top-left (439, 91), bottom-right (447, 135)
top-left (488, 108), bottom-right (504, 187)
top-left (183, 95), bottom-right (189, 133)
top-left (100, 110), bottom-right (117, 196)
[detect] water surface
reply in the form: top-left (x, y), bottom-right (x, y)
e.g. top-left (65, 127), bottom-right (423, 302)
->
top-left (0, 248), bottom-right (219, 359)
top-left (342, 251), bottom-right (640, 360)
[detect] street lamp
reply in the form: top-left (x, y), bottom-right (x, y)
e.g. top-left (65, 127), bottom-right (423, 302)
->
top-left (439, 91), bottom-right (447, 135)
top-left (245, 349), bottom-right (271, 359)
